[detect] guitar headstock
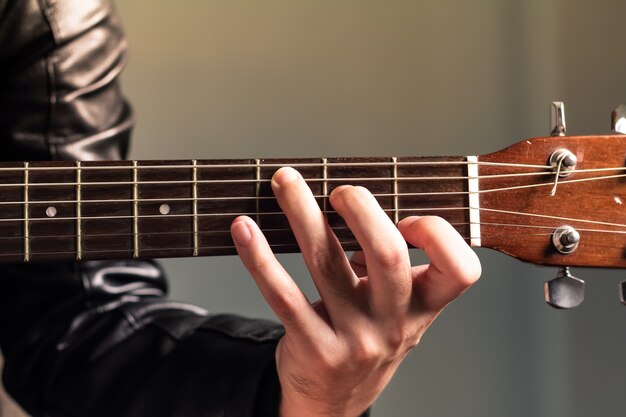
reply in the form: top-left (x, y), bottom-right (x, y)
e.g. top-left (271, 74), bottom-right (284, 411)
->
top-left (477, 102), bottom-right (626, 308)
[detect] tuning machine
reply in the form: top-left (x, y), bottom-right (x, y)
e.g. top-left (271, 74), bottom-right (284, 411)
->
top-left (545, 267), bottom-right (585, 309)
top-left (544, 102), bottom-right (585, 309)
top-left (613, 105), bottom-right (626, 305)
top-left (611, 104), bottom-right (626, 134)
top-left (551, 101), bottom-right (567, 136)
top-left (619, 281), bottom-right (626, 305)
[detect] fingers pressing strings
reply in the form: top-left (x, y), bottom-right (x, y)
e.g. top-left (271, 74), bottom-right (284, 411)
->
top-left (398, 216), bottom-right (481, 312)
top-left (231, 216), bottom-right (330, 340)
top-left (271, 168), bottom-right (360, 313)
top-left (330, 185), bottom-right (413, 318)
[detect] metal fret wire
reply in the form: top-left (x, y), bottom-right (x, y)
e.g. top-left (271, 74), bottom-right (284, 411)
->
top-left (192, 159), bottom-right (199, 256)
top-left (22, 162), bottom-right (29, 262)
top-left (76, 161), bottom-right (82, 260)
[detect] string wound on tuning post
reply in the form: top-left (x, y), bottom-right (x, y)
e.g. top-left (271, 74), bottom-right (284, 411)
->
top-left (550, 156), bottom-right (564, 196)
top-left (548, 148), bottom-right (577, 196)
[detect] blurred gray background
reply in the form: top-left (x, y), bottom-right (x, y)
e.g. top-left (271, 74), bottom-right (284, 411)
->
top-left (5, 1), bottom-right (625, 416)
top-left (122, 1), bottom-right (626, 416)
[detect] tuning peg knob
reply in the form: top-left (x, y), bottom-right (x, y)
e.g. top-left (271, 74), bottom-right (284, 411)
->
top-left (544, 267), bottom-right (585, 309)
top-left (612, 104), bottom-right (626, 134)
top-left (551, 101), bottom-right (567, 136)
top-left (620, 281), bottom-right (626, 305)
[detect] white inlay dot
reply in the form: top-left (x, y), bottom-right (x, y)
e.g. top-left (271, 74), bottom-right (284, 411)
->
top-left (159, 203), bottom-right (171, 215)
top-left (46, 206), bottom-right (57, 218)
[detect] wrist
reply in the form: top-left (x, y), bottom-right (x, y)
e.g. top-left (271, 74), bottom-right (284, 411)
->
top-left (278, 392), bottom-right (363, 417)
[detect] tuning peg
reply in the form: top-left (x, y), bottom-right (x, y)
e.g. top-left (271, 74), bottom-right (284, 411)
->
top-left (620, 281), bottom-right (626, 305)
top-left (544, 267), bottom-right (585, 309)
top-left (611, 104), bottom-right (626, 134)
top-left (551, 101), bottom-right (566, 136)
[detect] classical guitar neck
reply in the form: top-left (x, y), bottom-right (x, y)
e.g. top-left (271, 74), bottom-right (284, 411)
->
top-left (1, 134), bottom-right (625, 268)
top-left (0, 156), bottom-right (476, 263)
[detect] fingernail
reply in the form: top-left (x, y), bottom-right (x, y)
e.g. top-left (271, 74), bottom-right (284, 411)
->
top-left (272, 167), bottom-right (300, 187)
top-left (231, 217), bottom-right (252, 246)
top-left (398, 216), bottom-right (420, 228)
top-left (328, 184), bottom-right (351, 201)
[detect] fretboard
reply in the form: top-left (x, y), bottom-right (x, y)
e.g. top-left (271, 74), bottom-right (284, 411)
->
top-left (0, 157), bottom-right (475, 263)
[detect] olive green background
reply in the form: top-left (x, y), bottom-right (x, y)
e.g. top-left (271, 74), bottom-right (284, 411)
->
top-left (5, 1), bottom-right (626, 416)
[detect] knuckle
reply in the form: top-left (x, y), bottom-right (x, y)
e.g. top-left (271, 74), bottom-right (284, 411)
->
top-left (352, 336), bottom-right (382, 365)
top-left (386, 325), bottom-right (413, 355)
top-left (372, 240), bottom-right (407, 269)
top-left (445, 247), bottom-right (482, 290)
top-left (458, 252), bottom-right (482, 288)
top-left (246, 253), bottom-right (273, 276)
top-left (270, 289), bottom-right (300, 319)
top-left (316, 347), bottom-right (344, 374)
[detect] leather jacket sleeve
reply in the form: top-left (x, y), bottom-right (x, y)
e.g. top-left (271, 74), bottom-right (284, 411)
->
top-left (0, 1), bottom-right (307, 416)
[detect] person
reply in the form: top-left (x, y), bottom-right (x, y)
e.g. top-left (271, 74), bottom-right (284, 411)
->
top-left (0, 1), bottom-right (481, 416)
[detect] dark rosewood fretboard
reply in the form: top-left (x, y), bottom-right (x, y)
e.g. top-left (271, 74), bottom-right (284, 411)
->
top-left (0, 157), bottom-right (470, 263)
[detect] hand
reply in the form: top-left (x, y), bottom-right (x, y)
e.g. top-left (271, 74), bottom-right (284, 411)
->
top-left (230, 167), bottom-right (481, 417)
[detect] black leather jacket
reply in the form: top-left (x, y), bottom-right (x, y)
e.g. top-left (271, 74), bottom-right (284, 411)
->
top-left (0, 1), bottom-right (293, 416)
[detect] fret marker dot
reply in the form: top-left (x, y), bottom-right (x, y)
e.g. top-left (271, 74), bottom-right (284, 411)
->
top-left (159, 204), bottom-right (171, 215)
top-left (46, 206), bottom-right (57, 218)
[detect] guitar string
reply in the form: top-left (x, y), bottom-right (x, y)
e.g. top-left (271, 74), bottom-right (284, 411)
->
top-left (0, 221), bottom-right (624, 245)
top-left (0, 219), bottom-right (616, 260)
top-left (0, 159), bottom-right (625, 172)
top-left (0, 160), bottom-right (554, 171)
top-left (0, 203), bottom-right (624, 231)
top-left (0, 168), bottom-right (623, 205)
top-left (0, 216), bottom-right (621, 258)
top-left (3, 199), bottom-right (626, 247)
top-left (0, 164), bottom-right (624, 229)
top-left (1, 165), bottom-right (625, 188)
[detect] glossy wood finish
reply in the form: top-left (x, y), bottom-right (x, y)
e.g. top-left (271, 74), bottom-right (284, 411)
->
top-left (480, 135), bottom-right (626, 267)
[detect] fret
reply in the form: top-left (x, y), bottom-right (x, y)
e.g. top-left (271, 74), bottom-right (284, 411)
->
top-left (197, 159), bottom-right (256, 256)
top-left (322, 158), bottom-right (328, 214)
top-left (255, 159), bottom-right (261, 226)
top-left (76, 161), bottom-right (82, 260)
top-left (258, 159), bottom-right (322, 254)
top-left (23, 162), bottom-right (29, 262)
top-left (392, 156), bottom-right (399, 225)
top-left (0, 163), bottom-right (25, 262)
top-left (28, 162), bottom-right (77, 261)
top-left (192, 160), bottom-right (199, 256)
top-left (81, 161), bottom-right (133, 259)
top-left (0, 156), bottom-right (472, 262)
top-left (137, 161), bottom-right (193, 258)
top-left (466, 155), bottom-right (481, 247)
top-left (324, 157), bottom-right (394, 247)
top-left (398, 156), bottom-right (469, 240)
top-left (133, 160), bottom-right (139, 258)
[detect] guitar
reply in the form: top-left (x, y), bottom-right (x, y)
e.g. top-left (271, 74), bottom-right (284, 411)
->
top-left (1, 103), bottom-right (625, 308)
